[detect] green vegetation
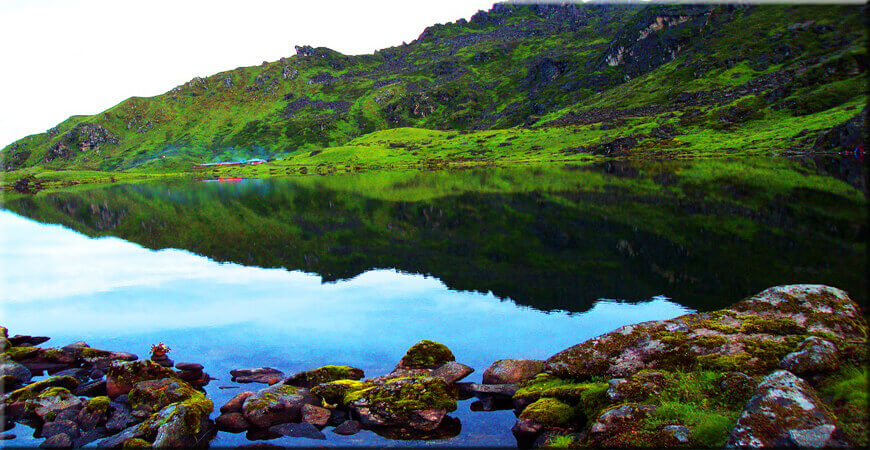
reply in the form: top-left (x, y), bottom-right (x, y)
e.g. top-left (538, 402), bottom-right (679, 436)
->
top-left (0, 4), bottom-right (864, 175)
top-left (820, 365), bottom-right (869, 446)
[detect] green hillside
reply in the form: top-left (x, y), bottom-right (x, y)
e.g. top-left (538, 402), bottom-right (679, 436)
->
top-left (1, 3), bottom-right (866, 173)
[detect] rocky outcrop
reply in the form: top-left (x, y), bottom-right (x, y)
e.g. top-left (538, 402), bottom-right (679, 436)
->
top-left (544, 285), bottom-right (865, 380)
top-left (496, 285), bottom-right (868, 447)
top-left (43, 123), bottom-right (118, 163)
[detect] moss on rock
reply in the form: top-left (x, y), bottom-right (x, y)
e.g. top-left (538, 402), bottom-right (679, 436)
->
top-left (311, 379), bottom-right (373, 406)
top-left (520, 398), bottom-right (577, 427)
top-left (286, 365), bottom-right (365, 388)
top-left (397, 340), bottom-right (455, 369)
top-left (6, 375), bottom-right (79, 402)
top-left (86, 395), bottom-right (111, 413)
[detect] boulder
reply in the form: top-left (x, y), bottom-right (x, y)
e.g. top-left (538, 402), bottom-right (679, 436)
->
top-left (6, 375), bottom-right (80, 402)
top-left (285, 365), bottom-right (365, 388)
top-left (231, 367), bottom-right (285, 384)
top-left (348, 376), bottom-right (456, 431)
top-left (216, 412), bottom-right (249, 433)
top-left (311, 379), bottom-right (374, 406)
top-left (544, 285), bottom-right (867, 379)
top-left (242, 384), bottom-right (316, 428)
top-left (128, 378), bottom-right (198, 412)
top-left (268, 422), bottom-right (326, 440)
top-left (0, 359), bottom-right (32, 384)
top-left (333, 419), bottom-right (361, 435)
top-left (590, 404), bottom-right (656, 434)
top-left (727, 370), bottom-right (848, 447)
top-left (779, 336), bottom-right (839, 375)
top-left (301, 404), bottom-right (331, 426)
top-left (432, 361), bottom-right (474, 384)
top-left (105, 360), bottom-right (178, 399)
top-left (220, 391), bottom-right (255, 414)
top-left (73, 379), bottom-right (107, 397)
top-left (39, 433), bottom-right (72, 448)
top-left (26, 387), bottom-right (83, 422)
top-left (40, 419), bottom-right (80, 439)
top-left (395, 340), bottom-right (455, 370)
top-left (9, 335), bottom-right (50, 347)
top-left (175, 362), bottom-right (203, 371)
top-left (483, 359), bottom-right (543, 384)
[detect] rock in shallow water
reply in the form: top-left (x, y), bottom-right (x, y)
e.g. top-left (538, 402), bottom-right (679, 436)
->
top-left (216, 412), bottom-right (249, 433)
top-left (483, 359), bottom-right (543, 385)
top-left (242, 384), bottom-right (316, 428)
top-left (231, 367), bottom-right (285, 384)
top-left (333, 419), bottom-right (361, 435)
top-left (268, 422), bottom-right (326, 440)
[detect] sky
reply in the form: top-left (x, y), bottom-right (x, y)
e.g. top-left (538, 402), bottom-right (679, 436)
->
top-left (0, 0), bottom-right (494, 147)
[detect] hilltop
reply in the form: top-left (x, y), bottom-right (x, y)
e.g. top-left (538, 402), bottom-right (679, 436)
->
top-left (1, 3), bottom-right (866, 173)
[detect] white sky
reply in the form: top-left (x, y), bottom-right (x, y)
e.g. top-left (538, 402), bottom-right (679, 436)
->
top-left (0, 0), bottom-right (494, 147)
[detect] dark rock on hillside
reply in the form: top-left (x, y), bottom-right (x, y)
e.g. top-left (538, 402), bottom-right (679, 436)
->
top-left (43, 123), bottom-right (118, 163)
top-left (813, 108), bottom-right (866, 152)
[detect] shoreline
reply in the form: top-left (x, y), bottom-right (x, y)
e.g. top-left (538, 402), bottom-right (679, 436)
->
top-left (2, 284), bottom-right (867, 448)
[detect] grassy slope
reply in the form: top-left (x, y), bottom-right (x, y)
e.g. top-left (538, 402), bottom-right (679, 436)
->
top-left (0, 3), bottom-right (866, 175)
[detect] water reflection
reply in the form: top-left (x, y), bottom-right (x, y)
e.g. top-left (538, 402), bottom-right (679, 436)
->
top-left (0, 210), bottom-right (691, 447)
top-left (2, 158), bottom-right (865, 312)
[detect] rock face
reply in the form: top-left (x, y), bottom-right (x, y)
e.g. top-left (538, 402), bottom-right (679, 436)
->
top-left (483, 359), bottom-right (543, 384)
top-left (544, 285), bottom-right (866, 379)
top-left (727, 370), bottom-right (848, 447)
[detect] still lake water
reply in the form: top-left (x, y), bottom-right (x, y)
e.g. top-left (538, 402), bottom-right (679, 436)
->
top-left (0, 158), bottom-right (865, 446)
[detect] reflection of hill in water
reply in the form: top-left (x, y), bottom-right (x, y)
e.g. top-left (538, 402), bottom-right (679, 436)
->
top-left (4, 159), bottom-right (865, 313)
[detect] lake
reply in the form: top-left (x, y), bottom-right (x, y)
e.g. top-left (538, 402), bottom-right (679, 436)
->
top-left (0, 157), bottom-right (865, 446)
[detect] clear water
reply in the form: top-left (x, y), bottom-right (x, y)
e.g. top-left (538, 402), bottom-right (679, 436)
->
top-left (1, 159), bottom-right (864, 446)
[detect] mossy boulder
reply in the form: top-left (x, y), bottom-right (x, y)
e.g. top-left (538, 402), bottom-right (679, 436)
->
top-left (519, 398), bottom-right (577, 427)
top-left (86, 396), bottom-right (111, 413)
top-left (285, 365), bottom-right (365, 388)
top-left (106, 360), bottom-right (179, 398)
top-left (779, 336), bottom-right (840, 375)
top-left (544, 285), bottom-right (867, 380)
top-left (396, 340), bottom-right (455, 370)
top-left (25, 387), bottom-right (83, 421)
top-left (128, 378), bottom-right (199, 413)
top-left (5, 375), bottom-right (80, 402)
top-left (727, 370), bottom-right (848, 447)
top-left (242, 383), bottom-right (317, 428)
top-left (349, 376), bottom-right (457, 431)
top-left (310, 379), bottom-right (374, 406)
